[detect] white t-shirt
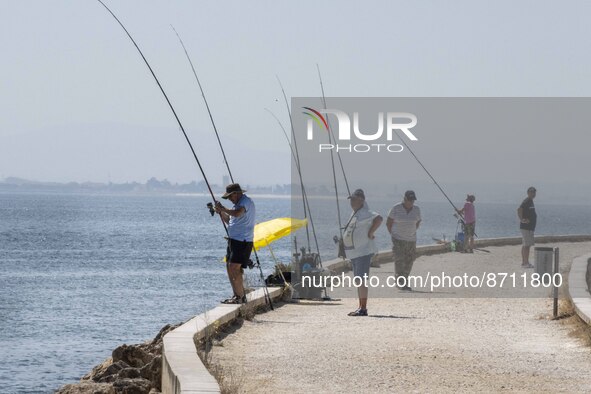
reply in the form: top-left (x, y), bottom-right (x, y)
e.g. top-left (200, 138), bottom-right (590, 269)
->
top-left (342, 202), bottom-right (380, 259)
top-left (388, 203), bottom-right (421, 242)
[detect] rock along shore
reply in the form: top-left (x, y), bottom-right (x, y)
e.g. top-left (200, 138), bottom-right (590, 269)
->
top-left (57, 323), bottom-right (181, 394)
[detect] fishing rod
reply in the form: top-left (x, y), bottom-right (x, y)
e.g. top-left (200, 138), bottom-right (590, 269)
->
top-left (265, 107), bottom-right (321, 259)
top-left (318, 82), bottom-right (344, 246)
top-left (170, 25), bottom-right (272, 308)
top-left (275, 76), bottom-right (313, 254)
top-left (97, 1), bottom-right (272, 308)
top-left (95, 0), bottom-right (228, 234)
top-left (316, 64), bottom-right (351, 196)
top-left (172, 29), bottom-right (274, 308)
top-left (394, 130), bottom-right (459, 213)
top-left (273, 81), bottom-right (330, 300)
top-left (265, 107), bottom-right (311, 251)
top-left (394, 130), bottom-right (479, 238)
top-left (316, 64), bottom-right (348, 259)
top-left (170, 25), bottom-right (234, 183)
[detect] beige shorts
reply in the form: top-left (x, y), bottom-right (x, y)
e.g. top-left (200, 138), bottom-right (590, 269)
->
top-left (521, 229), bottom-right (535, 247)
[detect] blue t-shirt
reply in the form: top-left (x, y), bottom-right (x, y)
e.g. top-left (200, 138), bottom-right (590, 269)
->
top-left (228, 194), bottom-right (255, 242)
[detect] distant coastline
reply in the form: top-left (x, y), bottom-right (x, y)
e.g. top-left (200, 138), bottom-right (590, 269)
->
top-left (3, 177), bottom-right (591, 205)
top-left (0, 177), bottom-right (292, 196)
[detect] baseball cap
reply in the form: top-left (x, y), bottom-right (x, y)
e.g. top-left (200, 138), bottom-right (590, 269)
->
top-left (347, 189), bottom-right (365, 200)
top-left (404, 190), bottom-right (417, 201)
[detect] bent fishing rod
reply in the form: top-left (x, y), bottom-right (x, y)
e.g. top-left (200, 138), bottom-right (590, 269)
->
top-left (266, 109), bottom-right (329, 300)
top-left (394, 130), bottom-right (459, 213)
top-left (316, 64), bottom-right (351, 197)
top-left (265, 106), bottom-right (311, 252)
top-left (275, 76), bottom-right (312, 253)
top-left (265, 107), bottom-right (321, 259)
top-left (95, 0), bottom-right (228, 234)
top-left (316, 65), bottom-right (351, 258)
top-left (170, 26), bottom-right (272, 308)
top-left (265, 108), bottom-right (328, 299)
top-left (274, 79), bottom-right (328, 273)
top-left (170, 25), bottom-right (234, 183)
top-left (394, 130), bottom-right (478, 237)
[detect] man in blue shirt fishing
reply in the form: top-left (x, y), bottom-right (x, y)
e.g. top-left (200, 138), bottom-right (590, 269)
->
top-left (215, 183), bottom-right (256, 304)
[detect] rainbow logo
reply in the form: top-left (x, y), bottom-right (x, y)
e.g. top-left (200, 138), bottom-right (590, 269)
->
top-left (302, 107), bottom-right (329, 131)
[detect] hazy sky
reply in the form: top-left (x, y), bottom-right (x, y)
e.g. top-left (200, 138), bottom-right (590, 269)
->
top-left (2, 0), bottom-right (591, 187)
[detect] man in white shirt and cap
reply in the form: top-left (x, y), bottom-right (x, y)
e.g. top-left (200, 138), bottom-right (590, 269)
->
top-left (342, 189), bottom-right (383, 316)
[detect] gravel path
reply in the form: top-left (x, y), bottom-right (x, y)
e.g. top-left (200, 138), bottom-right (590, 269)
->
top-left (208, 242), bottom-right (591, 393)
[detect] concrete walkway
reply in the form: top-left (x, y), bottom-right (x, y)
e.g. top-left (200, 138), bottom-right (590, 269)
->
top-left (208, 242), bottom-right (591, 393)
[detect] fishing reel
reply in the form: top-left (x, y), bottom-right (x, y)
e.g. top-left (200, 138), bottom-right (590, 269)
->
top-left (333, 235), bottom-right (346, 259)
top-left (206, 202), bottom-right (215, 216)
top-left (242, 259), bottom-right (256, 270)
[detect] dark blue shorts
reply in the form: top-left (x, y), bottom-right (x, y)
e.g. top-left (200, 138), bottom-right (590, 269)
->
top-left (226, 238), bottom-right (253, 268)
top-left (351, 254), bottom-right (373, 279)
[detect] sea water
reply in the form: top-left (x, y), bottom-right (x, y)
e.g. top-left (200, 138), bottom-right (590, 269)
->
top-left (0, 192), bottom-right (589, 393)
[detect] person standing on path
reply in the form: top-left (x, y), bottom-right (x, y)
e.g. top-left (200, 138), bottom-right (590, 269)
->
top-left (517, 186), bottom-right (537, 268)
top-left (457, 194), bottom-right (476, 253)
top-left (215, 183), bottom-right (256, 304)
top-left (342, 189), bottom-right (383, 316)
top-left (386, 190), bottom-right (421, 291)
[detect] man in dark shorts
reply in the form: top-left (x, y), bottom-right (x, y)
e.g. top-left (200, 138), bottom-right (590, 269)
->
top-left (215, 183), bottom-right (256, 304)
top-left (517, 186), bottom-right (537, 268)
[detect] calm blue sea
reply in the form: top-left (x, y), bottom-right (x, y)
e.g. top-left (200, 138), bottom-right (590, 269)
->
top-left (0, 192), bottom-right (589, 393)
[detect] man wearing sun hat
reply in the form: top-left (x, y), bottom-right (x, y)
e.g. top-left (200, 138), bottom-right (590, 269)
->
top-left (386, 190), bottom-right (422, 291)
top-left (215, 183), bottom-right (256, 304)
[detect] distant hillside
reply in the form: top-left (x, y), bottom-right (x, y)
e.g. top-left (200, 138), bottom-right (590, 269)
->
top-left (0, 177), bottom-right (293, 195)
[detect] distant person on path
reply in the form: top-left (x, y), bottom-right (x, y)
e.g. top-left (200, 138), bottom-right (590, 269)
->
top-left (457, 194), bottom-right (476, 253)
top-left (517, 186), bottom-right (537, 268)
top-left (215, 183), bottom-right (256, 304)
top-left (342, 189), bottom-right (383, 316)
top-left (386, 190), bottom-right (421, 291)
